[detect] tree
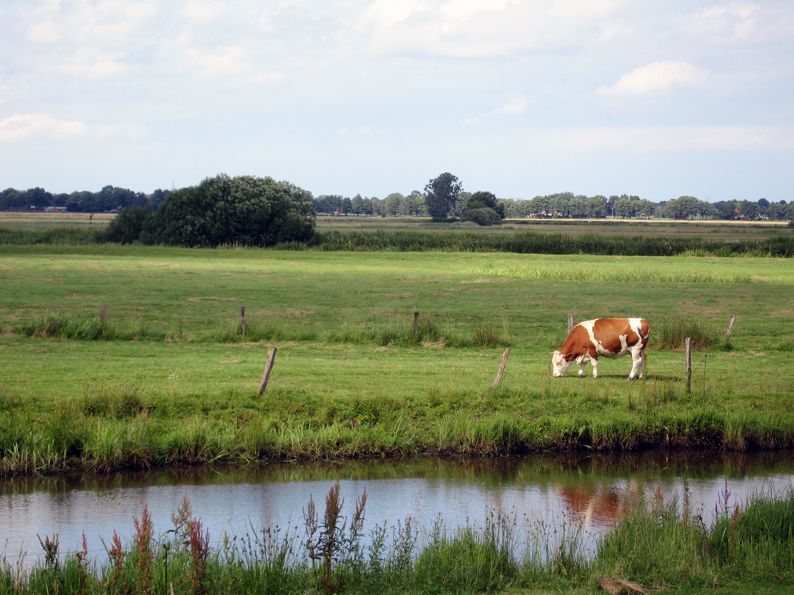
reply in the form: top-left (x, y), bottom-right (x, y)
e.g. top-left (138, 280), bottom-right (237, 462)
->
top-left (461, 190), bottom-right (505, 225)
top-left (424, 172), bottom-right (462, 220)
top-left (664, 195), bottom-right (702, 220)
top-left (401, 191), bottom-right (427, 216)
top-left (767, 201), bottom-right (790, 220)
top-left (102, 206), bottom-right (154, 243)
top-left (141, 174), bottom-right (315, 247)
top-left (383, 193), bottom-right (404, 216)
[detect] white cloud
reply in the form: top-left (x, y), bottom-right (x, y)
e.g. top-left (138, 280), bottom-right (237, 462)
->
top-left (463, 97), bottom-right (528, 125)
top-left (599, 61), bottom-right (707, 97)
top-left (489, 98), bottom-right (527, 117)
top-left (95, 122), bottom-right (149, 141)
top-left (694, 2), bottom-right (758, 39)
top-left (181, 2), bottom-right (223, 22)
top-left (27, 19), bottom-right (62, 43)
top-left (540, 125), bottom-right (794, 151)
top-left (57, 48), bottom-right (127, 78)
top-left (336, 125), bottom-right (374, 137)
top-left (0, 113), bottom-right (87, 142)
top-left (358, 0), bottom-right (625, 58)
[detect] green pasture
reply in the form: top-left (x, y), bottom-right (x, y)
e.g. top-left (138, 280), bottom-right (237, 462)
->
top-left (1, 245), bottom-right (793, 473)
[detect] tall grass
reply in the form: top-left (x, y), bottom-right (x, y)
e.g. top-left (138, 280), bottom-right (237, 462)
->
top-left (2, 382), bottom-right (793, 476)
top-left (315, 230), bottom-right (794, 257)
top-left (654, 318), bottom-right (716, 349)
top-left (3, 226), bottom-right (793, 255)
top-left (11, 311), bottom-right (506, 348)
top-left (14, 311), bottom-right (165, 341)
top-left (0, 226), bottom-right (99, 245)
top-left (2, 488), bottom-right (792, 593)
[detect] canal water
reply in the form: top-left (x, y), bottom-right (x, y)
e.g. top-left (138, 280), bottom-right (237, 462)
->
top-left (1, 451), bottom-right (792, 567)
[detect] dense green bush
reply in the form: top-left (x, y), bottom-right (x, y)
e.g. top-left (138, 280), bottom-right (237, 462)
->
top-left (101, 206), bottom-right (154, 244)
top-left (461, 191), bottom-right (505, 226)
top-left (106, 174), bottom-right (316, 247)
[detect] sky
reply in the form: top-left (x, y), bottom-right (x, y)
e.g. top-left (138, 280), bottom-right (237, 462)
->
top-left (1, 0), bottom-right (793, 202)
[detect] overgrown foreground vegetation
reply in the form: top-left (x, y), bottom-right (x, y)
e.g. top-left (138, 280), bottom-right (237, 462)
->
top-left (2, 485), bottom-right (792, 593)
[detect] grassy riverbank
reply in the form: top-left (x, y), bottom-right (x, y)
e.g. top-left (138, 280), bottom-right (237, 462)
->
top-left (1, 245), bottom-right (793, 474)
top-left (2, 487), bottom-right (792, 593)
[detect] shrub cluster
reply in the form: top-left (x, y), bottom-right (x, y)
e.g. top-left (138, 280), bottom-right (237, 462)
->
top-left (102, 174), bottom-right (316, 247)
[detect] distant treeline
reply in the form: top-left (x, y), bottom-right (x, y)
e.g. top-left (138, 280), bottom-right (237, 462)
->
top-left (0, 185), bottom-right (170, 212)
top-left (3, 184), bottom-right (793, 221)
top-left (314, 192), bottom-right (794, 221)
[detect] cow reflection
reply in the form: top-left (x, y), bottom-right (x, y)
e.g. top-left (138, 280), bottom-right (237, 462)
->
top-left (558, 481), bottom-right (642, 528)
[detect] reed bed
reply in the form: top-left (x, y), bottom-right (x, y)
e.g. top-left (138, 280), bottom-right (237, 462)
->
top-left (314, 230), bottom-right (794, 257)
top-left (1, 486), bottom-right (792, 593)
top-left (2, 225), bottom-right (794, 256)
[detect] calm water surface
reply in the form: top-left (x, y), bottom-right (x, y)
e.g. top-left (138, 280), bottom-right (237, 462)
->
top-left (1, 451), bottom-right (792, 565)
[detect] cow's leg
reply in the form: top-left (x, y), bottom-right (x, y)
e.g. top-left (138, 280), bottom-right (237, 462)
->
top-left (638, 346), bottom-right (647, 379)
top-left (578, 357), bottom-right (587, 377)
top-left (628, 346), bottom-right (643, 380)
top-left (591, 357), bottom-right (598, 378)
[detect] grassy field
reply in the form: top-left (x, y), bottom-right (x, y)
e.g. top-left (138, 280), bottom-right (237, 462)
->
top-left (0, 243), bottom-right (793, 474)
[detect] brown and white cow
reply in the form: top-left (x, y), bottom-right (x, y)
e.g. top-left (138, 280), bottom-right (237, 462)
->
top-left (551, 318), bottom-right (650, 379)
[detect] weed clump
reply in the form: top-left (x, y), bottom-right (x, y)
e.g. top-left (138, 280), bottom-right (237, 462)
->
top-left (655, 318), bottom-right (715, 349)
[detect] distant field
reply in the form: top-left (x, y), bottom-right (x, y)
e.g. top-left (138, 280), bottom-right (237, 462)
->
top-left (316, 215), bottom-right (792, 241)
top-left (1, 211), bottom-right (791, 241)
top-left (0, 211), bottom-right (114, 230)
top-left (1, 244), bottom-right (792, 474)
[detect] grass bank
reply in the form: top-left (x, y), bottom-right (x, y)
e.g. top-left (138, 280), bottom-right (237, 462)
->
top-left (3, 486), bottom-right (792, 593)
top-left (1, 340), bottom-right (793, 475)
top-left (1, 246), bottom-right (793, 474)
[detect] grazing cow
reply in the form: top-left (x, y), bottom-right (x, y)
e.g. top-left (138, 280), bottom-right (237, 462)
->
top-left (551, 318), bottom-right (650, 379)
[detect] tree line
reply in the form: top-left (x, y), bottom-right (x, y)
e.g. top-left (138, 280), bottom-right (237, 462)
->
top-left (3, 179), bottom-right (792, 222)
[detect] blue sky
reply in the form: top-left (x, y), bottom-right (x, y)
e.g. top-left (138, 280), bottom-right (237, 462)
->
top-left (1, 0), bottom-right (792, 201)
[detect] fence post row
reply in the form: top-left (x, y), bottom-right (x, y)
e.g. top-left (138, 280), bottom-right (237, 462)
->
top-left (492, 348), bottom-right (511, 389)
top-left (258, 346), bottom-right (278, 395)
top-left (412, 311), bottom-right (420, 335)
top-left (725, 314), bottom-right (736, 341)
top-left (240, 306), bottom-right (247, 337)
top-left (567, 313), bottom-right (574, 334)
top-left (685, 337), bottom-right (692, 394)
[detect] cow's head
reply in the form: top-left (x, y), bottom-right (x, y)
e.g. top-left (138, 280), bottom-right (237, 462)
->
top-left (551, 351), bottom-right (573, 377)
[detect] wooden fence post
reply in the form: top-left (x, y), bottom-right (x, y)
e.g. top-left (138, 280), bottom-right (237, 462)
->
top-left (412, 311), bottom-right (420, 335)
top-left (725, 314), bottom-right (736, 341)
top-left (258, 346), bottom-right (278, 395)
top-left (239, 306), bottom-right (247, 337)
top-left (492, 348), bottom-right (511, 389)
top-left (685, 337), bottom-right (692, 394)
top-left (567, 313), bottom-right (574, 334)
